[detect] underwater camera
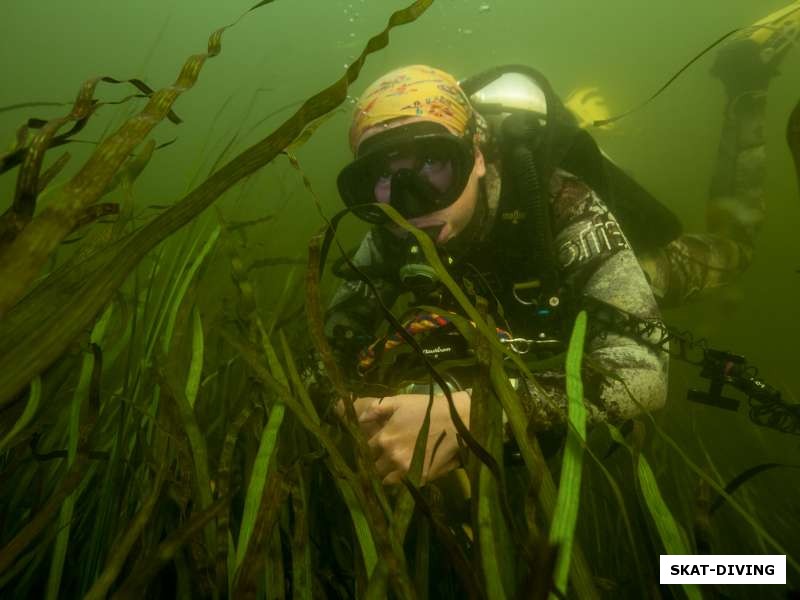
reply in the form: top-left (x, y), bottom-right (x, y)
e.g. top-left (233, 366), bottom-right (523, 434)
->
top-left (354, 237), bottom-right (479, 395)
top-left (687, 349), bottom-right (800, 436)
top-left (355, 235), bottom-right (567, 400)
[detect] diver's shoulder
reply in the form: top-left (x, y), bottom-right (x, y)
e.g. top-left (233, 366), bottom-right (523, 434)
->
top-left (548, 168), bottom-right (601, 227)
top-left (548, 168), bottom-right (593, 197)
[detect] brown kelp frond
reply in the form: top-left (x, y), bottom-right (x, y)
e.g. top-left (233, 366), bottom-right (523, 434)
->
top-left (0, 106), bottom-right (91, 179)
top-left (0, 79), bottom-right (181, 124)
top-left (284, 110), bottom-right (342, 153)
top-left (89, 77), bottom-right (184, 125)
top-left (111, 138), bottom-right (157, 194)
top-left (70, 203), bottom-right (120, 232)
top-left (0, 84), bottom-right (179, 180)
top-left (0, 0), bottom-right (434, 412)
top-left (0, 89), bottom-right (99, 244)
top-left (35, 152), bottom-right (71, 194)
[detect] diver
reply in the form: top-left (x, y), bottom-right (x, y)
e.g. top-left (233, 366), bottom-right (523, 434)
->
top-left (320, 6), bottom-right (800, 486)
top-left (325, 63), bottom-right (668, 485)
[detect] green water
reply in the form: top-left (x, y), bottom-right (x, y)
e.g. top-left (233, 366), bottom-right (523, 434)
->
top-left (1, 1), bottom-right (799, 598)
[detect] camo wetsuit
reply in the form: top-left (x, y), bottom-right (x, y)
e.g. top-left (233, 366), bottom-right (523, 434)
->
top-left (638, 36), bottom-right (786, 305)
top-left (324, 35), bottom-right (791, 432)
top-left (325, 165), bottom-right (669, 432)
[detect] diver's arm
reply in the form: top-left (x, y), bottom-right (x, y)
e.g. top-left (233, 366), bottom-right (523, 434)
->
top-left (636, 75), bottom-right (766, 306)
top-left (518, 171), bottom-right (668, 431)
top-left (638, 22), bottom-right (797, 306)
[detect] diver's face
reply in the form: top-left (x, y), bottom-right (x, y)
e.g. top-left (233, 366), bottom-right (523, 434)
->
top-left (358, 117), bottom-right (486, 245)
top-left (372, 154), bottom-right (456, 205)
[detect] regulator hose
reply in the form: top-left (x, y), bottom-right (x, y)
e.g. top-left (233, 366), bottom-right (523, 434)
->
top-left (501, 112), bottom-right (559, 293)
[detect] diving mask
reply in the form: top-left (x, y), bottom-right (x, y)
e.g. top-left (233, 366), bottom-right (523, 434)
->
top-left (337, 121), bottom-right (475, 224)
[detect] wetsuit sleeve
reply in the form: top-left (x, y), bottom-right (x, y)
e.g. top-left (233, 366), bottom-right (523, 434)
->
top-left (518, 171), bottom-right (669, 431)
top-left (637, 36), bottom-right (777, 307)
top-left (323, 229), bottom-right (401, 375)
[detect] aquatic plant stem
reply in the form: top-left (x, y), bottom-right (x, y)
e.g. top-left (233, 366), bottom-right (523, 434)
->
top-left (549, 311), bottom-right (588, 598)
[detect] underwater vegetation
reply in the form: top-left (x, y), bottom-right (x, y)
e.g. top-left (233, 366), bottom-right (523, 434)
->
top-left (1, 1), bottom-right (799, 598)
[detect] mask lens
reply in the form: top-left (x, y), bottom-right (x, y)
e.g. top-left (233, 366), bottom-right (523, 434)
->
top-left (416, 150), bottom-right (455, 195)
top-left (337, 123), bottom-right (474, 224)
top-left (370, 146), bottom-right (456, 206)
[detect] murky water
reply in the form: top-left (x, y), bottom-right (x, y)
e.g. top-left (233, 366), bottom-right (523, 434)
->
top-left (1, 1), bottom-right (798, 597)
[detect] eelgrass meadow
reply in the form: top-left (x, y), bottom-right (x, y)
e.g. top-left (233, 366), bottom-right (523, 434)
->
top-left (1, 1), bottom-right (799, 598)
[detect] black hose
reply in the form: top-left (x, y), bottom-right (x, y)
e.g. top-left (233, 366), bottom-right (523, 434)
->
top-left (502, 112), bottom-right (559, 293)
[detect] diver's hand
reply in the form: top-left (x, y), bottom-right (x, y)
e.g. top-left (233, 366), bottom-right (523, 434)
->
top-left (336, 393), bottom-right (470, 485)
